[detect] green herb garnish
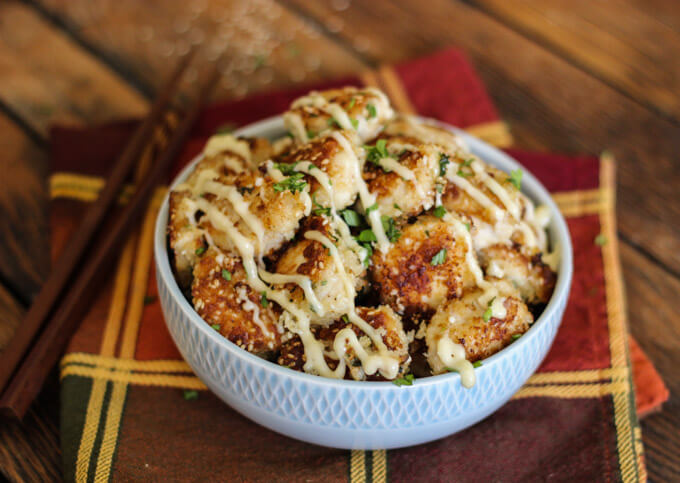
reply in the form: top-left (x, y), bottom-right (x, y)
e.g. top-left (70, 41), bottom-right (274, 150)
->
top-left (507, 169), bottom-right (523, 189)
top-left (464, 222), bottom-right (471, 232)
top-left (312, 195), bottom-right (331, 216)
top-left (348, 97), bottom-right (356, 109)
top-left (364, 139), bottom-right (391, 166)
top-left (483, 297), bottom-right (496, 322)
top-left (273, 161), bottom-right (298, 175)
top-left (594, 234), bottom-right (608, 246)
top-left (439, 153), bottom-right (450, 177)
top-left (393, 203), bottom-right (402, 211)
top-left (358, 229), bottom-right (377, 243)
top-left (183, 390), bottom-right (199, 401)
top-left (457, 158), bottom-right (474, 178)
top-left (433, 205), bottom-right (447, 218)
top-left (381, 215), bottom-right (401, 242)
top-left (393, 374), bottom-right (415, 386)
top-left (221, 269), bottom-right (232, 281)
top-left (195, 246), bottom-right (206, 256)
top-left (211, 324), bottom-right (221, 331)
top-left (328, 118), bottom-right (341, 128)
top-left (366, 103), bottom-right (377, 119)
top-left (260, 292), bottom-right (269, 308)
top-left (430, 248), bottom-right (447, 266)
top-left (512, 334), bottom-right (522, 341)
top-left (473, 361), bottom-right (483, 368)
top-left (340, 209), bottom-right (361, 227)
top-left (273, 172), bottom-right (307, 194)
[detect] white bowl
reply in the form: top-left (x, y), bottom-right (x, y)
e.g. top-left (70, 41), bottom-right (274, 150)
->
top-left (154, 116), bottom-right (573, 449)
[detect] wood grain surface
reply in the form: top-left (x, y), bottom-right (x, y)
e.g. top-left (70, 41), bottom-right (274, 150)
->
top-left (0, 0), bottom-right (678, 480)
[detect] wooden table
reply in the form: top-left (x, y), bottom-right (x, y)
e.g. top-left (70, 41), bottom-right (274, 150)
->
top-left (0, 0), bottom-right (678, 480)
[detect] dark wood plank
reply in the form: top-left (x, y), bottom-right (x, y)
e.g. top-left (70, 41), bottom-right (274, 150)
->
top-left (621, 242), bottom-right (680, 481)
top-left (469, 0), bottom-right (680, 120)
top-left (0, 1), bottom-right (148, 136)
top-left (0, 113), bottom-right (48, 306)
top-left (282, 0), bottom-right (680, 285)
top-left (33, 0), bottom-right (367, 102)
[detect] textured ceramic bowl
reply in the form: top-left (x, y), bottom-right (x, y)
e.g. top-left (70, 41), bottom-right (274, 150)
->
top-left (154, 116), bottom-right (573, 450)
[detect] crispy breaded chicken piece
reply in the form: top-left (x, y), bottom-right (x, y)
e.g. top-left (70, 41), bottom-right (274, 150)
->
top-left (426, 278), bottom-right (532, 374)
top-left (383, 115), bottom-right (467, 155)
top-left (191, 248), bottom-right (281, 355)
top-left (275, 130), bottom-right (362, 210)
top-left (478, 244), bottom-right (556, 306)
top-left (371, 215), bottom-right (476, 316)
top-left (440, 155), bottom-right (548, 252)
top-left (274, 216), bottom-right (366, 326)
top-left (168, 190), bottom-right (205, 289)
top-left (283, 86), bottom-right (394, 144)
top-left (197, 133), bottom-right (273, 174)
top-left (278, 305), bottom-right (410, 380)
top-left (190, 170), bottom-right (309, 258)
top-left (363, 135), bottom-right (440, 219)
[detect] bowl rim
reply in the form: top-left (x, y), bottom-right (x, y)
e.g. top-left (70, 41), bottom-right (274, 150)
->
top-left (154, 115), bottom-right (573, 390)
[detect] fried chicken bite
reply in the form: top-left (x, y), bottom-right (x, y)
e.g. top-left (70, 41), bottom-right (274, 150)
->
top-left (273, 216), bottom-right (366, 326)
top-left (277, 305), bottom-right (410, 381)
top-left (283, 86), bottom-right (394, 144)
top-left (362, 135), bottom-right (440, 219)
top-left (478, 244), bottom-right (556, 307)
top-left (168, 190), bottom-right (205, 289)
top-left (274, 130), bottom-right (362, 210)
top-left (383, 115), bottom-right (467, 155)
top-left (426, 278), bottom-right (533, 374)
top-left (370, 214), bottom-right (476, 317)
top-left (192, 247), bottom-right (281, 355)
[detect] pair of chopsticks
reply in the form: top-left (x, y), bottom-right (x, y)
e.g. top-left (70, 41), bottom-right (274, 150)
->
top-left (0, 48), bottom-right (221, 419)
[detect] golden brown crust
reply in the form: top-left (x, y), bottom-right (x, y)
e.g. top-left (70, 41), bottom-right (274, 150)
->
top-left (370, 215), bottom-right (475, 316)
top-left (426, 279), bottom-right (533, 373)
top-left (191, 248), bottom-right (281, 354)
top-left (478, 244), bottom-right (556, 306)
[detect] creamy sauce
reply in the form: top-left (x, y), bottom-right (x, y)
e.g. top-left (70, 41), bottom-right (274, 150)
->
top-left (203, 134), bottom-right (251, 165)
top-left (235, 285), bottom-right (272, 338)
top-left (332, 131), bottom-right (391, 252)
top-left (283, 112), bottom-right (309, 144)
top-left (437, 337), bottom-right (475, 388)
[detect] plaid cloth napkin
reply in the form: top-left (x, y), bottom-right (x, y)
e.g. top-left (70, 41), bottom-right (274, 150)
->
top-left (50, 49), bottom-right (667, 482)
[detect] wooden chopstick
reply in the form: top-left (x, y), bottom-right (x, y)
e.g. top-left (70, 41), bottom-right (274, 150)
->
top-left (0, 49), bottom-right (196, 397)
top-left (0, 60), bottom-right (220, 419)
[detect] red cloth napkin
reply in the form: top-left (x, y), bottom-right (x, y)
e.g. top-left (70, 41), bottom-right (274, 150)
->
top-left (52, 48), bottom-right (666, 482)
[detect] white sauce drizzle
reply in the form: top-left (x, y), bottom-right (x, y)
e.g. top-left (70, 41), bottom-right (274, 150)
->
top-left (203, 134), bottom-right (252, 164)
top-left (437, 337), bottom-right (475, 388)
top-left (332, 131), bottom-right (391, 252)
top-left (235, 285), bottom-right (272, 338)
top-left (283, 112), bottom-right (309, 144)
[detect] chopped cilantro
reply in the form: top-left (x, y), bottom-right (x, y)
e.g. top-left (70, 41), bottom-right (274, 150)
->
top-left (195, 246), bottom-right (206, 256)
top-left (340, 209), bottom-right (361, 227)
top-left (312, 195), bottom-right (331, 216)
top-left (273, 161), bottom-right (298, 175)
top-left (366, 103), bottom-right (377, 119)
top-left (327, 118), bottom-right (341, 128)
top-left (457, 158), bottom-right (474, 178)
top-left (273, 172), bottom-right (307, 194)
top-left (511, 334), bottom-right (522, 341)
top-left (183, 390), bottom-right (198, 401)
top-left (464, 222), bottom-right (471, 232)
top-left (425, 230), bottom-right (431, 238)
top-left (392, 374), bottom-right (415, 386)
top-left (350, 118), bottom-right (359, 130)
top-left (306, 130), bottom-right (317, 139)
top-left (358, 229), bottom-right (377, 243)
top-left (211, 324), bottom-right (221, 331)
top-left (143, 295), bottom-right (156, 306)
top-left (507, 169), bottom-right (523, 189)
top-left (348, 97), bottom-right (356, 109)
top-left (439, 153), bottom-right (450, 177)
top-left (483, 297), bottom-right (496, 322)
top-left (366, 202), bottom-right (379, 215)
top-left (342, 315), bottom-right (350, 323)
top-left (221, 269), bottom-right (232, 281)
top-left (364, 139), bottom-right (391, 166)
top-left (320, 280), bottom-right (328, 286)
top-left (430, 248), bottom-right (447, 266)
top-left (361, 243), bottom-right (374, 267)
top-left (381, 215), bottom-right (401, 242)
top-left (594, 234), bottom-right (608, 246)
top-left (433, 205), bottom-right (447, 218)
top-left (260, 292), bottom-right (269, 308)
top-left (393, 203), bottom-right (402, 211)
top-left (473, 361), bottom-right (483, 368)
